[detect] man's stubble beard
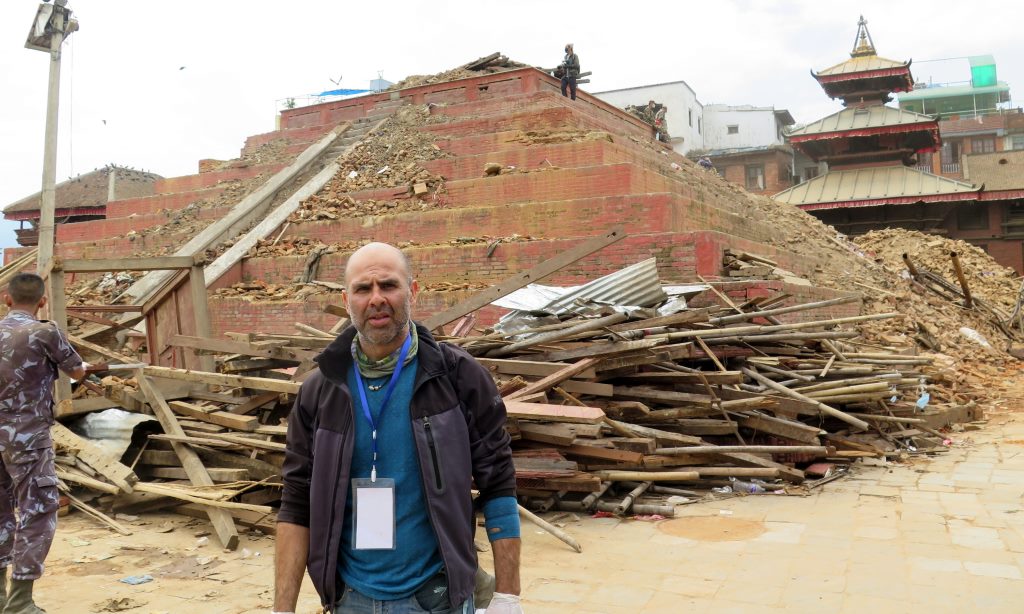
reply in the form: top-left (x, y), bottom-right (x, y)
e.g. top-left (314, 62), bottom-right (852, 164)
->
top-left (354, 297), bottom-right (412, 350)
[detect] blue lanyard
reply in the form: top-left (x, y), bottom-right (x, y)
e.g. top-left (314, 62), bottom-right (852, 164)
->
top-left (352, 333), bottom-right (412, 482)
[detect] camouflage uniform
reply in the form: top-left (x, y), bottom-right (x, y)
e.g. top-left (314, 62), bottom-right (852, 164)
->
top-left (0, 310), bottom-right (82, 580)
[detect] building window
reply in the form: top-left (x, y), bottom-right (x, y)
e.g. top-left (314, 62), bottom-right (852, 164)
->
top-left (745, 164), bottom-right (765, 191)
top-left (956, 206), bottom-right (989, 231)
top-left (803, 166), bottom-right (819, 182)
top-left (916, 151), bottom-right (934, 172)
top-left (688, 109), bottom-right (693, 127)
top-left (941, 140), bottom-right (962, 173)
top-left (1011, 135), bottom-right (1024, 150)
top-left (727, 125), bottom-right (739, 135)
top-left (698, 117), bottom-right (702, 135)
top-left (971, 137), bottom-right (996, 154)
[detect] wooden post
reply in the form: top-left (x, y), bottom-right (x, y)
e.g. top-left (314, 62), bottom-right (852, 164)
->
top-left (188, 264), bottom-right (215, 372)
top-left (949, 251), bottom-right (973, 308)
top-left (901, 253), bottom-right (919, 280)
top-left (48, 261), bottom-right (73, 402)
top-left (135, 371), bottom-right (239, 550)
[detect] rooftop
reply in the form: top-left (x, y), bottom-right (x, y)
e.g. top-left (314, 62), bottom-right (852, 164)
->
top-left (774, 165), bottom-right (978, 210)
top-left (786, 105), bottom-right (937, 140)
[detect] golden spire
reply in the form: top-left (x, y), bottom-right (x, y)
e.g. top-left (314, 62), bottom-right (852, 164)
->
top-left (850, 15), bottom-right (877, 58)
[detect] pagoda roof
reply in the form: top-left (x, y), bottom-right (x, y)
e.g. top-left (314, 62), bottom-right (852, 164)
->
top-left (814, 55), bottom-right (911, 81)
top-left (773, 165), bottom-right (979, 211)
top-left (787, 106), bottom-right (937, 142)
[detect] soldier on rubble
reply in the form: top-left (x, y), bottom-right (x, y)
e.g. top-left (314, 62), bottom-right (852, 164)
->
top-left (654, 105), bottom-right (670, 143)
top-left (559, 43), bottom-right (580, 101)
top-left (0, 273), bottom-right (85, 614)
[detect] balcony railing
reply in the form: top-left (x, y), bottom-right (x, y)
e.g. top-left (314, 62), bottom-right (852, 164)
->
top-left (941, 162), bottom-right (961, 174)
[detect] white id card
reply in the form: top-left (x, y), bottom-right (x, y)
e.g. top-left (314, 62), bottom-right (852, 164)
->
top-left (351, 478), bottom-right (396, 550)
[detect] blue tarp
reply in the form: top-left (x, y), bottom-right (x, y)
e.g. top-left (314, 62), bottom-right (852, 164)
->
top-left (314, 88), bottom-right (371, 97)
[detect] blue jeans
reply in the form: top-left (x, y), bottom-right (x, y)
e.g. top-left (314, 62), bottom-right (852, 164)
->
top-left (334, 585), bottom-right (474, 613)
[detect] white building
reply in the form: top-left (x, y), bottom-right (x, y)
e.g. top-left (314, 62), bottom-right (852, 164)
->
top-left (701, 104), bottom-right (793, 151)
top-left (594, 81), bottom-right (704, 155)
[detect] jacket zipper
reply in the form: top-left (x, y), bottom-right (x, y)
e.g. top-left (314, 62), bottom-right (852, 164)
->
top-left (423, 416), bottom-right (445, 491)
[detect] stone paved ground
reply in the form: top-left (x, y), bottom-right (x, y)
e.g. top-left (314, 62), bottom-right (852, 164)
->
top-left (38, 409), bottom-right (1024, 613)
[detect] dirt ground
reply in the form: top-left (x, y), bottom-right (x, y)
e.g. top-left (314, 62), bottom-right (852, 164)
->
top-left (38, 371), bottom-right (1024, 614)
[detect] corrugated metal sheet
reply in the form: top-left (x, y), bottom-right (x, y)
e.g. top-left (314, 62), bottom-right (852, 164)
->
top-left (787, 106), bottom-right (935, 138)
top-left (540, 258), bottom-right (667, 315)
top-left (815, 54), bottom-right (909, 77)
top-left (493, 258), bottom-right (671, 330)
top-left (773, 166), bottom-right (978, 208)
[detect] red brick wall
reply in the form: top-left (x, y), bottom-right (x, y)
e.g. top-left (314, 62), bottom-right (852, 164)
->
top-left (153, 163), bottom-right (286, 194)
top-left (105, 186), bottom-right (227, 218)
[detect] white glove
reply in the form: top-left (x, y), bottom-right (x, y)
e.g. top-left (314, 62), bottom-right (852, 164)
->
top-left (484, 592), bottom-right (523, 614)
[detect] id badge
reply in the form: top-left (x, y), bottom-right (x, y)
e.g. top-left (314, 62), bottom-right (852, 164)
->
top-left (351, 478), bottom-right (396, 550)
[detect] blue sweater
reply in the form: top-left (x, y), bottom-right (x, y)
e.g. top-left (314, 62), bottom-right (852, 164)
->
top-left (339, 357), bottom-right (443, 599)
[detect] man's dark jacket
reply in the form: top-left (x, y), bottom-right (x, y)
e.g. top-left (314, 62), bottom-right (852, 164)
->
top-left (278, 323), bottom-right (516, 611)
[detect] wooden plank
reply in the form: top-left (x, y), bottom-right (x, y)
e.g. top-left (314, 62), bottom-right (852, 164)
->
top-left (175, 503), bottom-right (278, 535)
top-left (517, 423), bottom-right (580, 446)
top-left (227, 392), bottom-right (281, 416)
top-left (491, 314), bottom-right (628, 358)
top-left (180, 430), bottom-right (287, 452)
top-left (612, 371), bottom-right (744, 385)
top-left (66, 305), bottom-right (144, 313)
top-left (559, 444), bottom-right (644, 464)
top-left (612, 386), bottom-right (713, 407)
top-left (189, 390), bottom-right (251, 404)
top-left (50, 423), bottom-right (137, 493)
top-left (476, 358), bottom-right (597, 379)
top-left (138, 450), bottom-right (184, 467)
top-left (57, 396), bottom-right (125, 418)
top-left (527, 339), bottom-right (665, 363)
top-left (135, 372), bottom-right (239, 550)
top-left (60, 255), bottom-right (200, 273)
top-left (712, 451), bottom-right (805, 484)
top-left (551, 379), bottom-right (613, 397)
top-left (422, 227), bottom-right (626, 330)
top-left (146, 467), bottom-right (249, 482)
top-left (735, 412), bottom-right (824, 444)
top-left (504, 401), bottom-right (605, 424)
top-left (604, 309), bottom-right (713, 333)
top-left (194, 448), bottom-right (280, 481)
top-left (142, 365), bottom-right (300, 394)
top-left (713, 387), bottom-right (820, 417)
top-left (507, 358), bottom-right (601, 400)
top-left (606, 420), bottom-right (703, 447)
top-left (168, 334), bottom-right (314, 362)
top-left (168, 401), bottom-right (259, 432)
top-left (220, 358), bottom-right (283, 373)
top-left (673, 419), bottom-right (738, 436)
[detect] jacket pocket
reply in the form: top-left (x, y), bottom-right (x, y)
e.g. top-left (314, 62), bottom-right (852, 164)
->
top-left (422, 415), bottom-right (446, 494)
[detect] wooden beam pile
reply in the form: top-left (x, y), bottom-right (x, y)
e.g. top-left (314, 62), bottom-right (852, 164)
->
top-left (57, 330), bottom-right (321, 546)
top-left (446, 292), bottom-right (961, 518)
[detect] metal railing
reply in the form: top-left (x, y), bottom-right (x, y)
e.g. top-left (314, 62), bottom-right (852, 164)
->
top-left (941, 162), bottom-right (961, 174)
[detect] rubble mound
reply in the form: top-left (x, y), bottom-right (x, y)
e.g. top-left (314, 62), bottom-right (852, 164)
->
top-left (855, 228), bottom-right (1020, 312)
top-left (389, 54), bottom-right (527, 90)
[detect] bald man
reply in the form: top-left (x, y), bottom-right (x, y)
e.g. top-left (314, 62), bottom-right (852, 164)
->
top-left (274, 243), bottom-right (522, 614)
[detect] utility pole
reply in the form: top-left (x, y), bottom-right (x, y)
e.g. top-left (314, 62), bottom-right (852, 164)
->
top-left (26, 0), bottom-right (78, 273)
top-left (26, 0), bottom-right (78, 401)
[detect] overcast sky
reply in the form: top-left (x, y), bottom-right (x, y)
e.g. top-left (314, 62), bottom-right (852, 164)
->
top-left (2, 0), bottom-right (1022, 255)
